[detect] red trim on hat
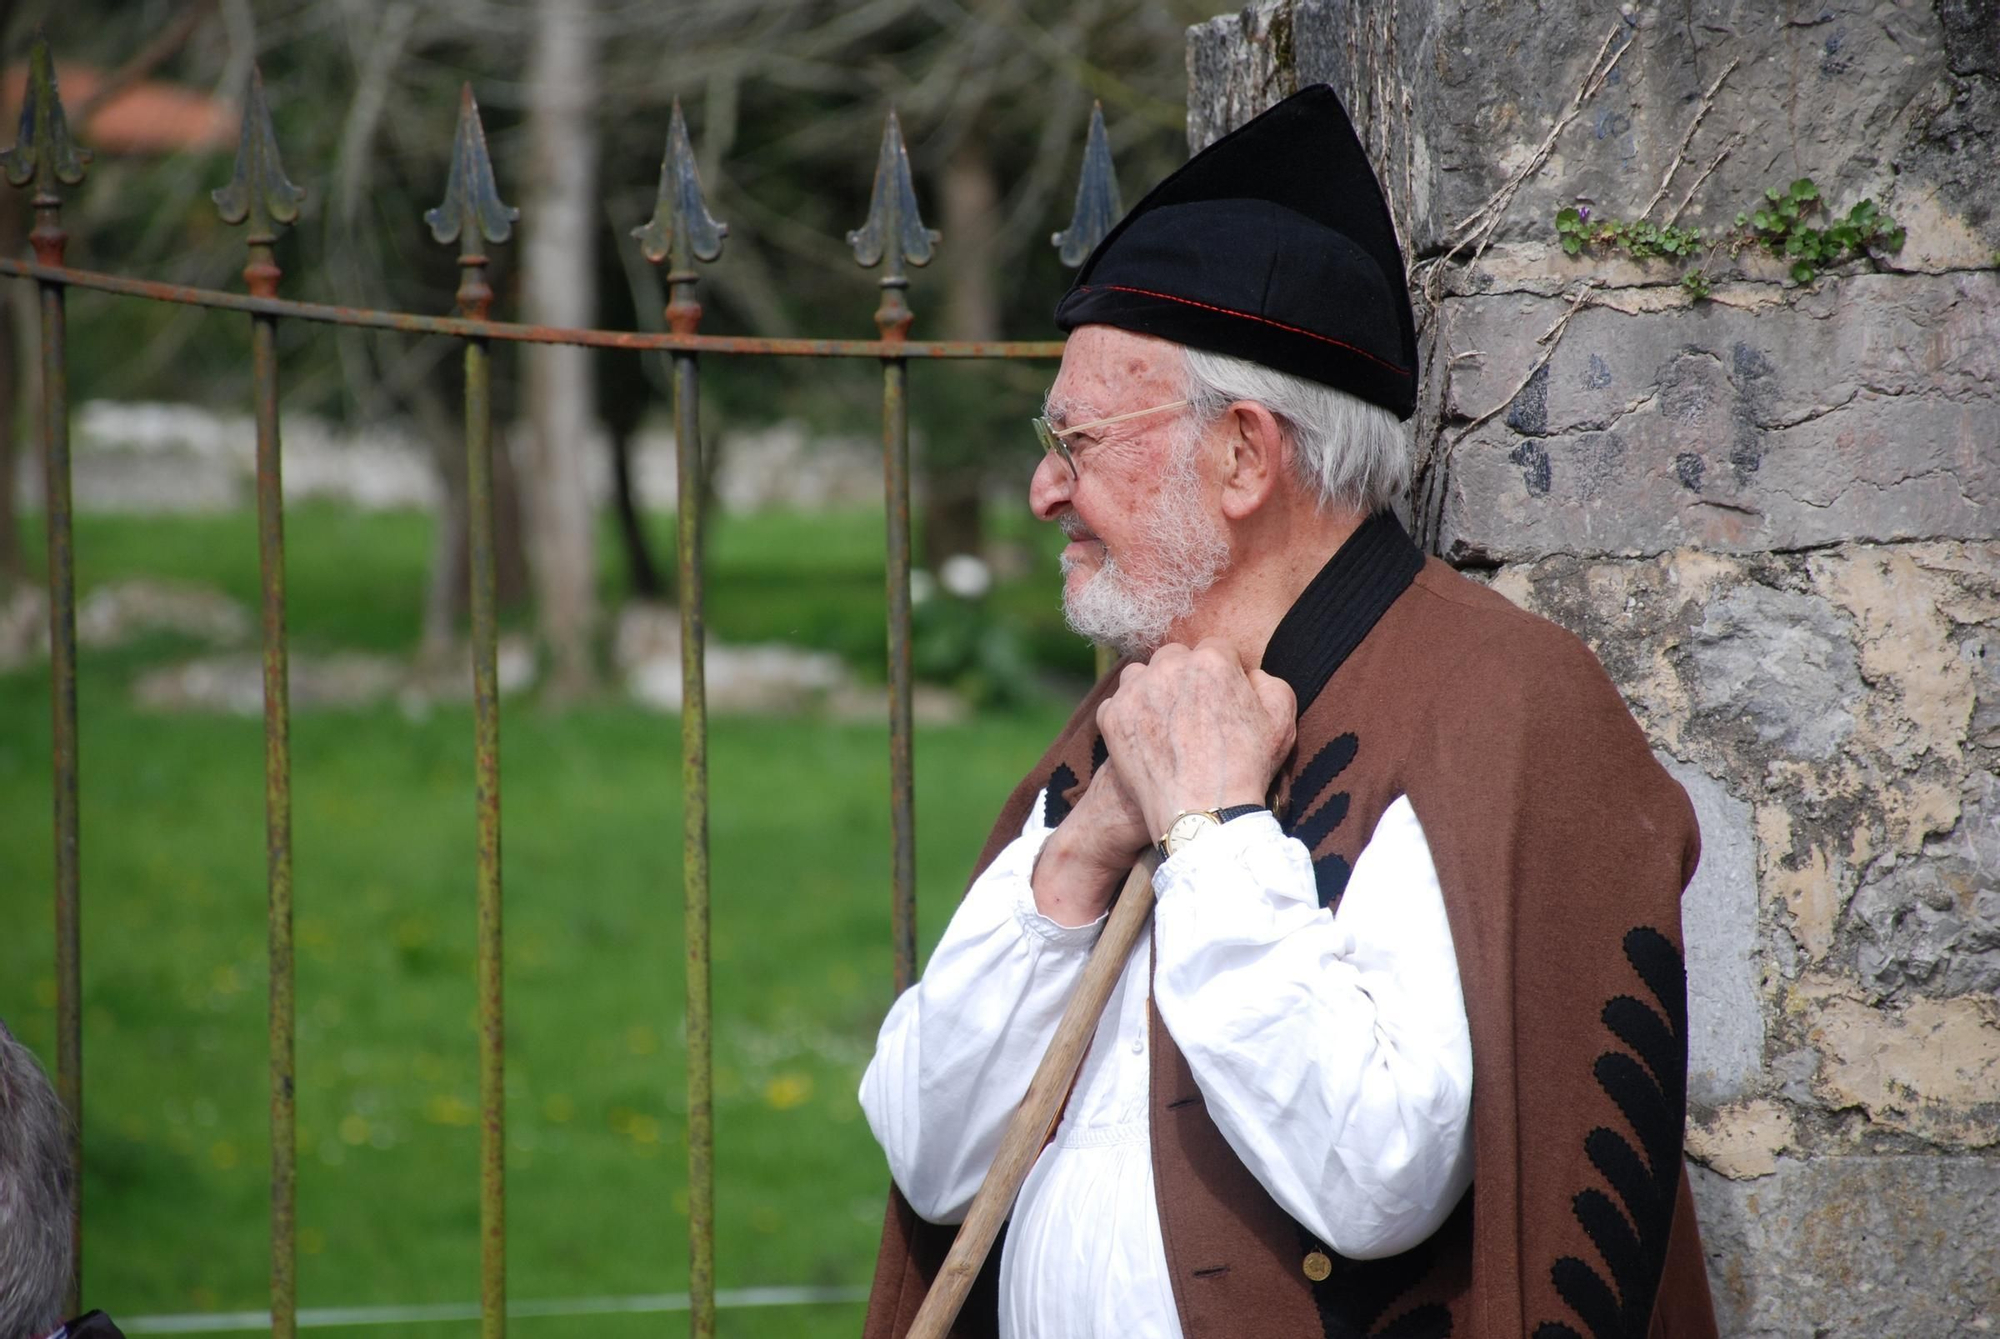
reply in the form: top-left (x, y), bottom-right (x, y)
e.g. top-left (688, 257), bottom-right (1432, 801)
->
top-left (1079, 283), bottom-right (1412, 380)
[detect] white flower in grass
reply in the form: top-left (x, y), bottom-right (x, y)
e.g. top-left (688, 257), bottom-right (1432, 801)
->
top-left (940, 553), bottom-right (991, 600)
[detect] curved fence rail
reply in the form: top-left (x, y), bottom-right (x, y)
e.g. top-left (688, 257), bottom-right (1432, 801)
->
top-left (8, 36), bottom-right (1122, 1339)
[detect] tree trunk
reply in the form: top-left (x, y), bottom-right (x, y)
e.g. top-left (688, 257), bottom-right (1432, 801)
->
top-left (521, 0), bottom-right (601, 697)
top-left (925, 141), bottom-right (1002, 570)
top-left (607, 422), bottom-right (663, 600)
top-left (417, 379), bottom-right (530, 665)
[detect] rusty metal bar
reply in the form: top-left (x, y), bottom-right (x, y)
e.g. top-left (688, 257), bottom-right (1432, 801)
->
top-left (3, 36), bottom-right (90, 1313)
top-left (0, 259), bottom-right (1063, 360)
top-left (880, 355), bottom-right (917, 994)
top-left (213, 66), bottom-right (306, 1339)
top-left (426, 85), bottom-right (517, 1339)
top-left (849, 112), bottom-right (936, 994)
top-left (635, 100), bottom-right (724, 1339)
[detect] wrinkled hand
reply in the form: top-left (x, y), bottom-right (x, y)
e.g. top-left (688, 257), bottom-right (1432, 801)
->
top-left (1095, 639), bottom-right (1296, 838)
top-left (1031, 758), bottom-right (1149, 927)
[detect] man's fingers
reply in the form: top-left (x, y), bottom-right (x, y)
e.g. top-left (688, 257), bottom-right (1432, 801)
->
top-left (1249, 670), bottom-right (1298, 751)
top-left (1249, 669), bottom-right (1296, 724)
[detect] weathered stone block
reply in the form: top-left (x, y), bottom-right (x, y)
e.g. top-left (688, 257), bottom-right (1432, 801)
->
top-left (1850, 770), bottom-right (2000, 1003)
top-left (1691, 1155), bottom-right (2000, 1337)
top-left (1431, 273), bottom-right (1999, 562)
top-left (1684, 587), bottom-right (1860, 762)
top-left (1187, 0), bottom-right (2000, 271)
top-left (1663, 755), bottom-right (1764, 1109)
top-left (1793, 974), bottom-right (2000, 1148)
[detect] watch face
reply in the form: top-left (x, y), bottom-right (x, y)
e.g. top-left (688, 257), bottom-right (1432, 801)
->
top-left (1168, 811), bottom-right (1220, 854)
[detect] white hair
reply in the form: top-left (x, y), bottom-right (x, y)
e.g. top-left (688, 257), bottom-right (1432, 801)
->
top-left (1182, 346), bottom-right (1409, 513)
top-left (0, 1020), bottom-right (72, 1339)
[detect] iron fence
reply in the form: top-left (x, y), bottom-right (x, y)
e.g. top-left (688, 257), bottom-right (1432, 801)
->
top-left (4, 37), bottom-right (1125, 1339)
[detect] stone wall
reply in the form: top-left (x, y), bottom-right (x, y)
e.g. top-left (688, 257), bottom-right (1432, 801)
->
top-left (1187, 3), bottom-right (1997, 1334)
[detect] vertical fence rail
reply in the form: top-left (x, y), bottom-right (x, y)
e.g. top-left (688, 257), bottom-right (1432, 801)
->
top-left (635, 101), bottom-right (726, 1339)
top-left (214, 67), bottom-right (307, 1339)
top-left (3, 36), bottom-right (90, 1315)
top-left (849, 112), bottom-right (937, 996)
top-left (426, 85), bottom-right (518, 1339)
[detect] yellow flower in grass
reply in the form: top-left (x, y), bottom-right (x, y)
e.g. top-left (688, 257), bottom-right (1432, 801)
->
top-left (764, 1073), bottom-right (813, 1111)
top-left (424, 1093), bottom-right (476, 1127)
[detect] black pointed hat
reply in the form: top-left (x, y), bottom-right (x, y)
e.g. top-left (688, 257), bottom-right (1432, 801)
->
top-left (1054, 85), bottom-right (1417, 420)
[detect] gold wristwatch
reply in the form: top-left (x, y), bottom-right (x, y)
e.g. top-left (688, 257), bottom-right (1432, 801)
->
top-left (1155, 805), bottom-right (1268, 859)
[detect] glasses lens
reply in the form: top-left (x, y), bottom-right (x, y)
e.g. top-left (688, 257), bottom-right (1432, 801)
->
top-left (1031, 417), bottom-right (1077, 478)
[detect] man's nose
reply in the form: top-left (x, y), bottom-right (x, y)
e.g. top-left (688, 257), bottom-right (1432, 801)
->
top-left (1028, 450), bottom-right (1075, 521)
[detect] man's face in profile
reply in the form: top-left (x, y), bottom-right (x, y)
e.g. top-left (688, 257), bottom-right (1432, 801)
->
top-left (1032, 326), bottom-right (1231, 657)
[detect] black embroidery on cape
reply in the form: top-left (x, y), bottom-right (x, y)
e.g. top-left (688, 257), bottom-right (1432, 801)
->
top-left (1534, 927), bottom-right (1688, 1339)
top-left (1279, 733), bottom-right (1361, 909)
top-left (1313, 853), bottom-right (1353, 908)
top-left (1300, 1194), bottom-right (1465, 1338)
top-left (1043, 763), bottom-right (1078, 826)
top-left (1043, 734), bottom-right (1109, 829)
top-left (1261, 511), bottom-right (1424, 716)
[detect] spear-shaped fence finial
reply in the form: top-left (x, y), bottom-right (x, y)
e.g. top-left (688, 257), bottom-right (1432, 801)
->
top-left (848, 110), bottom-right (938, 340)
top-left (635, 99), bottom-right (727, 268)
top-left (425, 84), bottom-right (518, 253)
top-left (213, 67), bottom-right (304, 279)
top-left (425, 85), bottom-right (517, 320)
top-left (2, 32), bottom-right (90, 196)
top-left (1052, 102), bottom-right (1121, 267)
top-left (634, 99), bottom-right (727, 336)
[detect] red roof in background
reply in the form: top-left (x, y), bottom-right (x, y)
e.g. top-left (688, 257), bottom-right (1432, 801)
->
top-left (2, 62), bottom-right (236, 155)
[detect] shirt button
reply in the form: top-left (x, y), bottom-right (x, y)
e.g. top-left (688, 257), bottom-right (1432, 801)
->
top-left (1130, 1037), bottom-right (1145, 1054)
top-left (1302, 1251), bottom-right (1333, 1282)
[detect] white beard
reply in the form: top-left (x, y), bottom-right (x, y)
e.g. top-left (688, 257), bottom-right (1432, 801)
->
top-left (1060, 446), bottom-right (1230, 659)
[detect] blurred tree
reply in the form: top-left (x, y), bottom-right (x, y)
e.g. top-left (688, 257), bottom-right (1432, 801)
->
top-left (521, 0), bottom-right (600, 697)
top-left (0, 0), bottom-right (1210, 646)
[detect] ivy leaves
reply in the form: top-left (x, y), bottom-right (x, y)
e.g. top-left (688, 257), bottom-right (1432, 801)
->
top-left (1553, 177), bottom-right (1905, 299)
top-left (1555, 207), bottom-right (1703, 260)
top-left (1737, 179), bottom-right (1906, 284)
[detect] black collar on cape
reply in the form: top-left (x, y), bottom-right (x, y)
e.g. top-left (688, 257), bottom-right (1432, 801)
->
top-left (1259, 510), bottom-right (1425, 715)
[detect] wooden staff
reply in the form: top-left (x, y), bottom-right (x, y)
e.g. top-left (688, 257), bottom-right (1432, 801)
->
top-left (905, 851), bottom-right (1162, 1339)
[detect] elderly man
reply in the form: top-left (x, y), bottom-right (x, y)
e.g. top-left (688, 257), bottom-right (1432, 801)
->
top-left (0, 1020), bottom-right (121, 1339)
top-left (860, 87), bottom-right (1716, 1339)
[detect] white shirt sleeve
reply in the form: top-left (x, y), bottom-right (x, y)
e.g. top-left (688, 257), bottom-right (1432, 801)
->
top-left (858, 793), bottom-right (1097, 1225)
top-left (1152, 797), bottom-right (1474, 1260)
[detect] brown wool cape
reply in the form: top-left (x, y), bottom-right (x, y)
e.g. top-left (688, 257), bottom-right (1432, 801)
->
top-left (862, 512), bottom-right (1719, 1339)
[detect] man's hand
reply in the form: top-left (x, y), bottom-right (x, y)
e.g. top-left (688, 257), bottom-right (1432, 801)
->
top-left (1095, 639), bottom-right (1297, 839)
top-left (1031, 758), bottom-right (1149, 927)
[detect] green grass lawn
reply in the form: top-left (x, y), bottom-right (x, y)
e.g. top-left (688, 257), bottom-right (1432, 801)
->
top-left (0, 505), bottom-right (1082, 1337)
top-left (30, 501), bottom-right (1092, 680)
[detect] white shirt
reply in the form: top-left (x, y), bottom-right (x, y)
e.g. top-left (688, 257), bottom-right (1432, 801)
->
top-left (860, 794), bottom-right (1473, 1339)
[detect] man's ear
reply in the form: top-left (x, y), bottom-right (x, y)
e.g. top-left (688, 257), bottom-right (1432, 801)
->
top-left (1217, 401), bottom-right (1286, 521)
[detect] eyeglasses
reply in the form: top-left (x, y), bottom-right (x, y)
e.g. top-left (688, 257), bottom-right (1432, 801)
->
top-left (1031, 398), bottom-right (1191, 479)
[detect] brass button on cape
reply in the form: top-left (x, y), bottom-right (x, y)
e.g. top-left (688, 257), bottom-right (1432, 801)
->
top-left (1302, 1250), bottom-right (1332, 1282)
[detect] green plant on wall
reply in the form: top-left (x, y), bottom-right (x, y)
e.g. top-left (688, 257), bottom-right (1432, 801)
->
top-left (1554, 177), bottom-right (1905, 299)
top-left (1737, 178), bottom-right (1906, 282)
